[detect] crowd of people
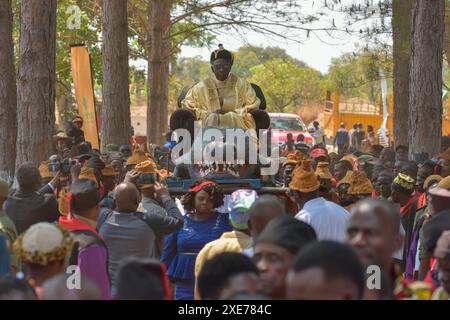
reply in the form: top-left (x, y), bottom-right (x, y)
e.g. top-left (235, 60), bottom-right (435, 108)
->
top-left (2, 41), bottom-right (450, 300)
top-left (0, 116), bottom-right (450, 301)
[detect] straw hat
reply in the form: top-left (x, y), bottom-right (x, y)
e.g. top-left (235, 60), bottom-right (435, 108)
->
top-left (315, 162), bottom-right (333, 180)
top-left (79, 167), bottom-right (98, 187)
top-left (101, 164), bottom-right (116, 177)
top-left (134, 160), bottom-right (159, 189)
top-left (347, 171), bottom-right (374, 195)
top-left (282, 150), bottom-right (304, 168)
top-left (125, 149), bottom-right (149, 166)
top-left (337, 170), bottom-right (354, 187)
top-left (135, 160), bottom-right (158, 174)
top-left (52, 131), bottom-right (70, 142)
top-left (289, 159), bottom-right (320, 193)
top-left (423, 175), bottom-right (443, 190)
top-left (436, 176), bottom-right (450, 190)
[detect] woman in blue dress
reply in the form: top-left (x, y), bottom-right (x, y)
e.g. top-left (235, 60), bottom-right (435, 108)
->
top-left (160, 179), bottom-right (232, 300)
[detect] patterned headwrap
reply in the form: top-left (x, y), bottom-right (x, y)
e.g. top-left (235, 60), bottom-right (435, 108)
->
top-left (393, 173), bottom-right (415, 191)
top-left (227, 190), bottom-right (258, 230)
top-left (135, 160), bottom-right (158, 174)
top-left (13, 223), bottom-right (73, 266)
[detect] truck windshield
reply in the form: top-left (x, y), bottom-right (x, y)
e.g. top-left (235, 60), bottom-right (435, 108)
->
top-left (270, 117), bottom-right (305, 131)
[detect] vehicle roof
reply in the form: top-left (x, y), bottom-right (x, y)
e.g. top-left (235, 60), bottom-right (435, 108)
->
top-left (268, 112), bottom-right (302, 118)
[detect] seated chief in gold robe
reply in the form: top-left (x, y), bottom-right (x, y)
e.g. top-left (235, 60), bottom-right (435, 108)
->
top-left (182, 44), bottom-right (260, 129)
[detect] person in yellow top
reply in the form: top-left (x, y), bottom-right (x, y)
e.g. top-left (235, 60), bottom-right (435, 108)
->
top-left (182, 45), bottom-right (260, 129)
top-left (193, 189), bottom-right (257, 299)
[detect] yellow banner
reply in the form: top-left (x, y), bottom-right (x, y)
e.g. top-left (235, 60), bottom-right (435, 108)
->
top-left (70, 45), bottom-right (99, 150)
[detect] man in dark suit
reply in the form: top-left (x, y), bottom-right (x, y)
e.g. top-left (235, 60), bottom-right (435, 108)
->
top-left (4, 162), bottom-right (60, 234)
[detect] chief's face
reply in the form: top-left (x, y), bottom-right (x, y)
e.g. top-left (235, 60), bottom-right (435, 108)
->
top-left (212, 59), bottom-right (231, 81)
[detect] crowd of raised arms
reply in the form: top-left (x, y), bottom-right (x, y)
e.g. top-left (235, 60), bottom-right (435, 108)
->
top-left (1, 115), bottom-right (450, 301)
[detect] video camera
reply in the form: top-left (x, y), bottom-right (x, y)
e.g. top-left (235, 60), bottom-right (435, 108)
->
top-left (137, 173), bottom-right (160, 185)
top-left (48, 158), bottom-right (75, 174)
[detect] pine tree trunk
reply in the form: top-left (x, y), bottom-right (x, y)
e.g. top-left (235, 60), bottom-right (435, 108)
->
top-left (444, 6), bottom-right (450, 62)
top-left (408, 0), bottom-right (445, 159)
top-left (16, 0), bottom-right (56, 167)
top-left (392, 0), bottom-right (412, 147)
top-left (0, 0), bottom-right (17, 179)
top-left (101, 0), bottom-right (132, 151)
top-left (148, 0), bottom-right (171, 146)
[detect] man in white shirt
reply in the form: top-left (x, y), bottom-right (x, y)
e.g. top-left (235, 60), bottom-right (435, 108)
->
top-left (289, 159), bottom-right (350, 242)
top-left (310, 121), bottom-right (325, 145)
top-left (295, 197), bottom-right (350, 242)
top-left (348, 123), bottom-right (357, 148)
top-left (377, 128), bottom-right (390, 148)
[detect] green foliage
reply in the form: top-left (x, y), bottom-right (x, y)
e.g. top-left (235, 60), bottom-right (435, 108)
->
top-left (325, 49), bottom-right (393, 103)
top-left (172, 57), bottom-right (211, 83)
top-left (232, 46), bottom-right (306, 79)
top-left (248, 58), bottom-right (325, 113)
top-left (56, 0), bottom-right (103, 93)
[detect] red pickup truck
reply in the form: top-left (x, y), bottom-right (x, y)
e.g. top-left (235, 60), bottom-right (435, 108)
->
top-left (267, 112), bottom-right (314, 145)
